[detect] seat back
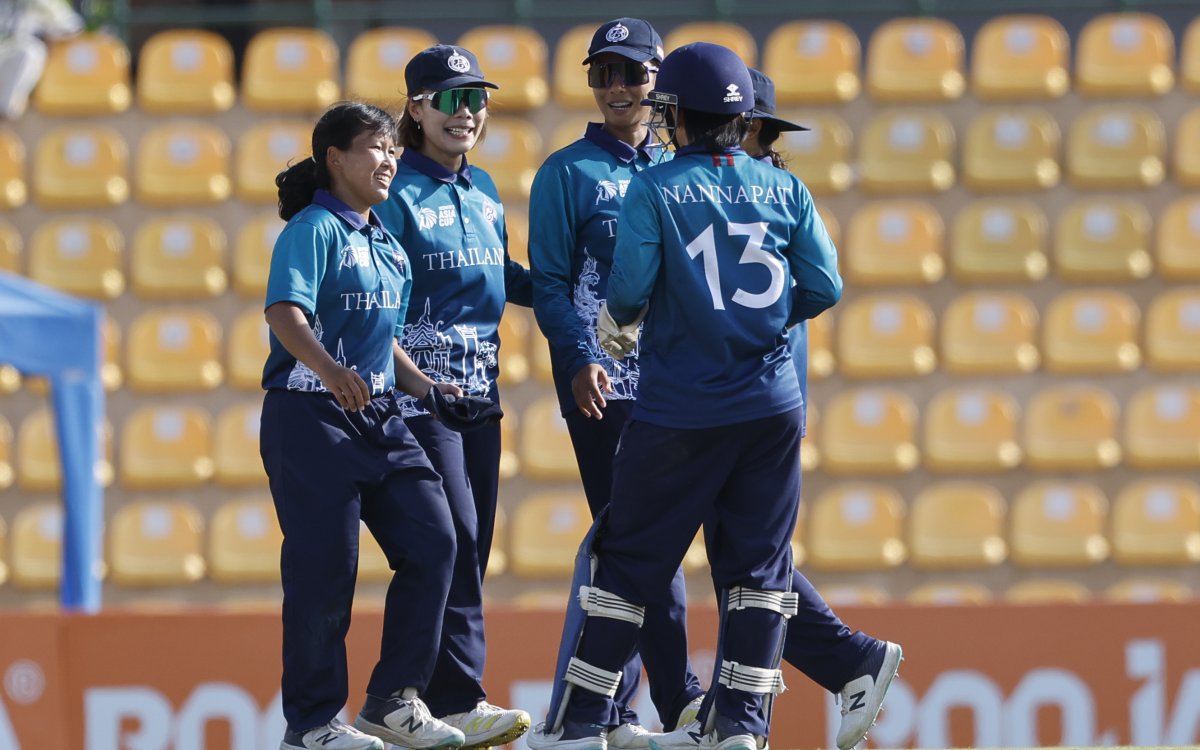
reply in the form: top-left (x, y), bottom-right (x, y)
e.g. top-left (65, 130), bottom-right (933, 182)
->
top-left (820, 387), bottom-right (918, 475)
top-left (1076, 13), bottom-right (1174, 97)
top-left (233, 212), bottom-right (285, 298)
top-left (137, 29), bottom-right (235, 113)
top-left (213, 402), bottom-right (268, 486)
top-left (0, 128), bottom-right (27, 209)
top-left (510, 492), bottom-right (592, 577)
top-left (950, 199), bottom-right (1048, 283)
top-left (909, 481), bottom-right (1007, 569)
top-left (806, 483), bottom-right (907, 571)
top-left (763, 21), bottom-right (860, 104)
top-left (1011, 480), bottom-right (1110, 566)
top-left (126, 308), bottom-right (224, 392)
top-left (1054, 197), bottom-right (1153, 281)
top-left (28, 216), bottom-right (125, 299)
top-left (33, 125), bottom-right (129, 208)
top-left (866, 18), bottom-right (965, 102)
top-left (209, 496), bottom-right (283, 584)
top-left (922, 388), bottom-right (1022, 473)
top-left (1066, 105), bottom-right (1166, 189)
top-left (134, 121), bottom-right (232, 206)
top-left (131, 214), bottom-right (228, 299)
top-left (109, 500), bottom-right (206, 586)
top-left (1023, 386), bottom-right (1121, 471)
top-left (1123, 385), bottom-right (1200, 469)
top-left (844, 200), bottom-right (944, 285)
top-left (1156, 197), bottom-right (1200, 281)
top-left (456, 26), bottom-right (549, 110)
top-left (971, 15), bottom-right (1069, 100)
top-left (1042, 289), bottom-right (1141, 373)
top-left (836, 293), bottom-right (936, 378)
top-left (859, 109), bottom-right (956, 194)
top-left (34, 32), bottom-right (131, 115)
top-left (941, 291), bottom-right (1040, 374)
top-left (228, 308), bottom-right (272, 390)
top-left (1145, 288), bottom-right (1200, 372)
top-left (235, 120), bottom-right (312, 203)
top-left (119, 405), bottom-right (214, 489)
top-left (345, 27), bottom-right (437, 106)
top-left (242, 28), bottom-right (340, 112)
top-left (962, 107), bottom-right (1061, 192)
top-left (1111, 479), bottom-right (1200, 565)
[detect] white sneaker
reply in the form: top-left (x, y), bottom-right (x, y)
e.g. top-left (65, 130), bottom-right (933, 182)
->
top-left (441, 702), bottom-right (531, 749)
top-left (280, 718), bottom-right (385, 750)
top-left (648, 722), bottom-right (704, 750)
top-left (673, 696), bottom-right (705, 731)
top-left (526, 720), bottom-right (608, 750)
top-left (836, 641), bottom-right (904, 750)
top-left (607, 722), bottom-right (653, 749)
top-left (354, 693), bottom-right (465, 749)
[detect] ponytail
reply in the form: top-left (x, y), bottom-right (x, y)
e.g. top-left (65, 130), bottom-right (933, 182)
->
top-left (276, 157), bottom-right (324, 221)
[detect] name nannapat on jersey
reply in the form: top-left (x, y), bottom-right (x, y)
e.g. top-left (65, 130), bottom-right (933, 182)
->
top-left (422, 246), bottom-right (505, 271)
top-left (659, 183), bottom-right (795, 205)
top-left (340, 289), bottom-right (404, 311)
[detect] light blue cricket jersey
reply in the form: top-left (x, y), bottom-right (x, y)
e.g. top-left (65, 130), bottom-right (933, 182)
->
top-left (262, 190), bottom-right (412, 394)
top-left (374, 148), bottom-right (532, 417)
top-left (529, 122), bottom-right (670, 416)
top-left (608, 145), bottom-right (842, 429)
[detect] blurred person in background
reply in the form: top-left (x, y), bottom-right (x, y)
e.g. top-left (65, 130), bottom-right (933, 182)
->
top-left (0, 0), bottom-right (82, 119)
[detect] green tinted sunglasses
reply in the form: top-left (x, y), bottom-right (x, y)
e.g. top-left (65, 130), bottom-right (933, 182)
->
top-left (412, 88), bottom-right (489, 114)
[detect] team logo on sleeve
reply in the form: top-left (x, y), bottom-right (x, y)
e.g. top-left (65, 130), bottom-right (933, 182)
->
top-left (482, 200), bottom-right (498, 224)
top-left (340, 244), bottom-right (370, 268)
top-left (447, 52), bottom-right (471, 73)
top-left (391, 249), bottom-right (407, 271)
top-left (595, 180), bottom-right (619, 204)
top-left (723, 83), bottom-right (744, 103)
top-left (417, 207), bottom-right (438, 230)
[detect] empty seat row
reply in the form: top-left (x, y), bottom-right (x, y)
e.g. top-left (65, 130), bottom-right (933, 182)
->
top-left (820, 577), bottom-right (1194, 607)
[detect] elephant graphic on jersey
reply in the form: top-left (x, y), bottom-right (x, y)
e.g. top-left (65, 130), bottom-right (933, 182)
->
top-left (573, 252), bottom-right (638, 400)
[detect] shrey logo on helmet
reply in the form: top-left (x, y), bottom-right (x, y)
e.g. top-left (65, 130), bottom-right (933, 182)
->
top-left (606, 24), bottom-right (630, 43)
top-left (723, 84), bottom-right (743, 103)
top-left (447, 52), bottom-right (471, 73)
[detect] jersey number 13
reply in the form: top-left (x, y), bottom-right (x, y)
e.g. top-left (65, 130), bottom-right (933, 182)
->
top-left (685, 222), bottom-right (785, 311)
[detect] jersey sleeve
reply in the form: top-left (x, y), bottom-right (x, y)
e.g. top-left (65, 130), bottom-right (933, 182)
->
top-left (264, 218), bottom-right (329, 317)
top-left (785, 183), bottom-right (843, 323)
top-left (607, 175), bottom-right (662, 326)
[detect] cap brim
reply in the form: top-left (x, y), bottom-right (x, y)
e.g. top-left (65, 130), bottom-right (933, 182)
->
top-left (583, 45), bottom-right (657, 65)
top-left (751, 110), bottom-right (809, 131)
top-left (427, 77), bottom-right (500, 92)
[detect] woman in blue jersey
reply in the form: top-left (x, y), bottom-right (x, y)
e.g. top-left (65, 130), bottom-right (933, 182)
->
top-left (371, 45), bottom-right (532, 750)
top-left (261, 102), bottom-right (467, 750)
top-left (527, 18), bottom-right (704, 748)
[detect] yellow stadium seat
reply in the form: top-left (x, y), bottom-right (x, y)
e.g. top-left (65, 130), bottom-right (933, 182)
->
top-left (548, 114), bottom-right (592, 156)
top-left (457, 26), bottom-right (549, 111)
top-left (1005, 579), bottom-right (1092, 604)
top-left (0, 515), bottom-right (7, 586)
top-left (510, 491), bottom-right (591, 577)
top-left (1054, 198), bottom-right (1153, 282)
top-left (357, 520), bottom-right (393, 583)
top-left (33, 125), bottom-right (129, 208)
top-left (519, 396), bottom-right (579, 481)
top-left (1042, 290), bottom-right (1141, 374)
top-left (923, 389), bottom-right (1021, 473)
top-left (664, 22), bottom-right (756, 67)
top-left (763, 21), bottom-right (860, 105)
top-left (1156, 197), bottom-right (1200, 281)
top-left (119, 405), bottom-right (214, 489)
top-left (136, 29), bottom-right (235, 113)
top-left (11, 501), bottom-right (62, 590)
top-left (0, 366), bottom-right (19, 396)
top-left (949, 199), bottom-right (1048, 283)
top-left (941, 291), bottom-right (1039, 375)
top-left (16, 407), bottom-right (113, 492)
top-left (1111, 479), bottom-right (1200, 565)
top-left (0, 415), bottom-right (12, 489)
top-left (836, 293), bottom-right (936, 378)
top-left (1174, 107), bottom-right (1200, 187)
top-left (0, 220), bottom-right (20, 273)
top-left (1124, 385), bottom-right (1200, 469)
top-left (817, 203), bottom-right (841, 248)
top-left (28, 217), bottom-right (124, 299)
top-left (235, 120), bottom-right (311, 204)
top-left (800, 403), bottom-right (818, 472)
top-left (1065, 105), bottom-right (1165, 189)
top-left (126, 308), bottom-right (223, 392)
top-left (820, 388), bottom-right (918, 475)
top-left (100, 316), bottom-right (123, 392)
top-left (866, 18), bottom-right (965, 102)
top-left (962, 107), bottom-right (1060, 193)
top-left (488, 504), bottom-right (508, 577)
top-left (859, 109), bottom-right (955, 194)
top-left (806, 483), bottom-right (906, 571)
top-left (682, 530), bottom-right (710, 575)
top-left (807, 313), bottom-right (834, 380)
top-left (214, 402), bottom-right (267, 487)
top-left (552, 24), bottom-right (600, 111)
top-left (33, 32), bottom-right (131, 115)
top-left (1105, 578), bottom-right (1193, 603)
top-left (1076, 13), bottom-right (1174, 97)
top-left (345, 27), bottom-right (437, 106)
top-left (820, 585), bottom-right (891, 607)
top-left (233, 212), bottom-right (285, 297)
top-left (109, 500), bottom-right (206, 586)
top-left (1184, 18), bottom-right (1200, 94)
top-left (242, 28), bottom-right (339, 113)
top-left (907, 581), bottom-right (994, 606)
top-left (499, 407), bottom-right (519, 479)
top-left (228, 308), bottom-right (271, 390)
top-left (1146, 289), bottom-right (1200, 372)
top-left (505, 205), bottom-right (530, 266)
top-left (209, 496), bottom-right (282, 584)
top-left (790, 504), bottom-right (806, 569)
top-left (497, 308), bottom-right (530, 386)
top-left (1011, 480), bottom-right (1110, 567)
top-left (0, 128), bottom-right (26, 209)
top-left (134, 122), bottom-right (232, 207)
top-left (909, 481), bottom-right (1006, 570)
top-left (1024, 385), bottom-right (1121, 471)
top-left (776, 112), bottom-right (852, 195)
top-left (470, 116), bottom-right (541, 201)
top-left (531, 329), bottom-right (553, 385)
top-left (131, 215), bottom-right (228, 299)
top-left (971, 15), bottom-right (1069, 100)
top-left (843, 200), bottom-right (944, 285)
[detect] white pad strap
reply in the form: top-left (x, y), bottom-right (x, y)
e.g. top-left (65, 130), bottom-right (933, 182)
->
top-left (579, 585), bottom-right (646, 626)
top-left (565, 657), bottom-right (623, 697)
top-left (718, 660), bottom-right (787, 696)
top-left (728, 586), bottom-right (799, 618)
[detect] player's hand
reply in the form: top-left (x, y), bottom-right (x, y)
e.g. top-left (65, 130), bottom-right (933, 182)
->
top-left (572, 364), bottom-right (612, 419)
top-left (320, 365), bottom-right (371, 412)
top-left (434, 381), bottom-right (464, 399)
top-left (597, 302), bottom-right (642, 360)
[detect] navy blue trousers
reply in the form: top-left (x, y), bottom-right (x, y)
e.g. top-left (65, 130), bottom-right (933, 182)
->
top-left (461, 420), bottom-right (501, 578)
top-left (260, 390), bottom-right (457, 732)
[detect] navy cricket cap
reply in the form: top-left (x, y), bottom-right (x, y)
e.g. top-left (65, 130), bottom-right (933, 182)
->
top-left (583, 18), bottom-right (665, 64)
top-left (749, 68), bottom-right (809, 132)
top-left (649, 42), bottom-right (754, 116)
top-left (405, 45), bottom-right (499, 94)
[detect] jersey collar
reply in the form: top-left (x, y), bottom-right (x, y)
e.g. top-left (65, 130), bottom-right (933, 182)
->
top-left (674, 144), bottom-right (747, 159)
top-left (584, 122), bottom-right (662, 164)
top-left (313, 189), bottom-right (385, 233)
top-left (400, 147), bottom-right (474, 186)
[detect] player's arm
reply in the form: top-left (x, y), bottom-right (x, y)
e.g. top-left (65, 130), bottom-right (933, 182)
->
top-left (784, 183), bottom-right (842, 323)
top-left (607, 177), bottom-right (661, 326)
top-left (392, 339), bottom-right (462, 400)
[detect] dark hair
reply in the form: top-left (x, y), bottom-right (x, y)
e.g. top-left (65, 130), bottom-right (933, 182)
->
top-left (680, 107), bottom-right (750, 151)
top-left (276, 101), bottom-right (397, 220)
top-left (756, 120), bottom-right (788, 170)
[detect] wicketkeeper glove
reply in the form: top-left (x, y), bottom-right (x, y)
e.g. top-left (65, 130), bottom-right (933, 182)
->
top-left (421, 386), bottom-right (504, 433)
top-left (597, 302), bottom-right (646, 360)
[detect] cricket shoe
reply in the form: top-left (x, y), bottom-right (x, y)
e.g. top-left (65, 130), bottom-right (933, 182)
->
top-left (354, 691), bottom-right (465, 749)
top-left (673, 696), bottom-right (705, 731)
top-left (441, 702), bottom-right (531, 749)
top-left (280, 718), bottom-right (385, 750)
top-left (649, 716), bottom-right (765, 750)
top-left (607, 722), bottom-right (653, 749)
top-left (526, 720), bottom-right (608, 750)
top-left (836, 640), bottom-right (904, 750)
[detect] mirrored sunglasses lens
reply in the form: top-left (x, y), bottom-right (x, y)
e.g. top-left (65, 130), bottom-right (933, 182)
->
top-left (432, 89), bottom-right (487, 114)
top-left (588, 62), bottom-right (648, 88)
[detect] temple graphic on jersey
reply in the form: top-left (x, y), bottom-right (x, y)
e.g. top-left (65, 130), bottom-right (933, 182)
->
top-left (399, 298), bottom-right (497, 416)
top-left (574, 253), bottom-right (638, 400)
top-left (286, 315), bottom-right (351, 392)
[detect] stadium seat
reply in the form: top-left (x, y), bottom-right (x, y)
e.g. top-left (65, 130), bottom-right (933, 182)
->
top-left (949, 199), bottom-right (1049, 283)
top-left (497, 308), bottom-right (530, 386)
top-left (108, 499), bottom-right (206, 586)
top-left (799, 402), bottom-right (818, 473)
top-left (28, 217), bottom-right (124, 299)
top-left (499, 407), bottom-right (519, 479)
top-left (820, 387), bottom-right (918, 475)
top-left (859, 109), bottom-right (955, 194)
top-left (0, 128), bottom-right (26, 209)
top-left (213, 402), bottom-right (268, 487)
top-left (1011, 480), bottom-right (1110, 567)
top-left (835, 293), bottom-right (936, 378)
top-left (505, 205), bottom-right (530, 266)
top-left (0, 515), bottom-right (6, 586)
top-left (909, 481), bottom-right (1007, 570)
top-left (971, 15), bottom-right (1069, 100)
top-left (1054, 198), bottom-right (1153, 282)
top-left (1174, 107), bottom-right (1200, 187)
top-left (1065, 105), bottom-right (1165, 190)
top-left (488, 504), bottom-right (508, 577)
top-left (843, 200), bottom-right (944, 285)
top-left (457, 26), bottom-right (549, 110)
top-left (1005, 579), bottom-right (1092, 604)
top-left (1123, 385), bottom-right (1200, 469)
top-left (763, 21), bottom-right (860, 104)
top-left (119, 405), bottom-right (214, 489)
top-left (16, 407), bottom-right (113, 492)
top-left (1105, 578), bottom-right (1193, 603)
top-left (531, 329), bottom-right (553, 385)
top-left (941, 291), bottom-right (1040, 375)
top-left (470, 116), bottom-right (541, 201)
top-left (1024, 385), bottom-right (1121, 471)
top-left (807, 313), bottom-right (834, 380)
top-left (0, 415), bottom-right (12, 490)
top-left (1184, 17), bottom-right (1200, 94)
top-left (1156, 197), bottom-right (1200, 281)
top-left (134, 122), bottom-right (232, 206)
top-left (1145, 289), bottom-right (1200, 372)
top-left (126, 307), bottom-right (223, 392)
top-left (0, 366), bottom-right (18, 396)
top-left (510, 491), bottom-right (592, 578)
top-left (235, 120), bottom-right (311, 204)
top-left (806, 483), bottom-right (906, 571)
top-left (32, 125), bottom-right (129, 208)
top-left (228, 308), bottom-right (271, 390)
top-left (777, 112), bottom-right (852, 195)
top-left (906, 581), bottom-right (994, 606)
top-left (866, 18), bottom-right (965, 102)
top-left (923, 389), bottom-right (1021, 473)
top-left (1075, 13), bottom-right (1174, 97)
top-left (1111, 479), bottom-right (1200, 565)
top-left (552, 24), bottom-right (601, 111)
top-left (136, 29), bottom-right (235, 113)
top-left (820, 585), bottom-right (891, 607)
top-left (10, 501), bottom-right (62, 590)
top-left (519, 396), bottom-right (579, 481)
top-left (1042, 289), bottom-right (1141, 374)
top-left (233, 212), bottom-right (285, 297)
top-left (242, 28), bottom-right (339, 113)
top-left (209, 496), bottom-right (282, 584)
top-left (130, 215), bottom-right (228, 299)
top-left (33, 32), bottom-right (131, 115)
top-left (791, 509), bottom-right (808, 565)
top-left (816, 204), bottom-right (841, 249)
top-left (100, 315), bottom-right (123, 391)
top-left (682, 530), bottom-right (710, 575)
top-left (663, 22), bottom-right (757, 67)
top-left (0, 220), bottom-right (20, 273)
top-left (345, 27), bottom-right (437, 106)
top-left (357, 520), bottom-right (394, 584)
top-left (962, 107), bottom-right (1060, 193)
top-left (548, 114), bottom-right (593, 156)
